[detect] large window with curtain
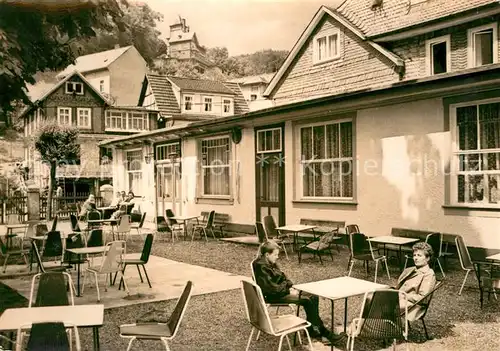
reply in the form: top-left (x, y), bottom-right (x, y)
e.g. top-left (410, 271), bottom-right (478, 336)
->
top-left (126, 149), bottom-right (143, 195)
top-left (200, 136), bottom-right (231, 196)
top-left (299, 119), bottom-right (353, 199)
top-left (452, 100), bottom-right (500, 205)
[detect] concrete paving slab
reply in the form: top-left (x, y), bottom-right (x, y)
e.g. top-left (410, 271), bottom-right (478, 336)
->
top-left (1, 255), bottom-right (249, 309)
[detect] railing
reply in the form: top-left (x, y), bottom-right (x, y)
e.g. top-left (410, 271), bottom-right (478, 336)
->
top-left (0, 196), bottom-right (28, 223)
top-left (40, 195), bottom-right (103, 220)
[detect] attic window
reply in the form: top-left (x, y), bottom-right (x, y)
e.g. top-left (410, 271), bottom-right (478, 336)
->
top-left (313, 28), bottom-right (340, 64)
top-left (65, 82), bottom-right (83, 95)
top-left (425, 35), bottom-right (450, 75)
top-left (468, 23), bottom-right (498, 67)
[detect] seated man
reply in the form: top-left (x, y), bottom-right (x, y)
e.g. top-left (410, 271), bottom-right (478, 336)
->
top-left (252, 240), bottom-right (346, 344)
top-left (79, 194), bottom-right (96, 218)
top-left (110, 191), bottom-right (135, 220)
top-left (396, 242), bottom-right (436, 321)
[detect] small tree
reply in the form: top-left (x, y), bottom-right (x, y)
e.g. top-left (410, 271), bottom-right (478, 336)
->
top-left (33, 123), bottom-right (80, 219)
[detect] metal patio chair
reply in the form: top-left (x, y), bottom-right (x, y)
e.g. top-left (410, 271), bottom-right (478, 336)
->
top-left (120, 281), bottom-right (193, 351)
top-left (114, 233), bottom-right (154, 289)
top-left (263, 215), bottom-right (289, 259)
top-left (240, 279), bottom-right (312, 351)
top-left (348, 232), bottom-right (390, 283)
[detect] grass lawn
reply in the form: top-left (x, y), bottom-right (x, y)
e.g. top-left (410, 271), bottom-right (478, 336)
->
top-left (6, 237), bottom-right (500, 350)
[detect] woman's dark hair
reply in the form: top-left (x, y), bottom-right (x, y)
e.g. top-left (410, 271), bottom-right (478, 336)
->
top-left (259, 240), bottom-right (280, 256)
top-left (412, 242), bottom-right (434, 260)
top-left (128, 191), bottom-right (135, 198)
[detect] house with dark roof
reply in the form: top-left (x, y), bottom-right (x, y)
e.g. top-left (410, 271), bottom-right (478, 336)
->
top-left (21, 70), bottom-right (159, 198)
top-left (57, 45), bottom-right (147, 106)
top-left (138, 74), bottom-right (248, 127)
top-left (229, 73), bottom-right (275, 111)
top-left (101, 0), bottom-right (500, 250)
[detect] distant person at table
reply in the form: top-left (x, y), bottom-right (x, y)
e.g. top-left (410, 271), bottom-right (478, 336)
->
top-left (110, 191), bottom-right (135, 220)
top-left (79, 194), bottom-right (96, 218)
top-left (396, 242), bottom-right (437, 321)
top-left (110, 191), bottom-right (124, 208)
top-left (252, 240), bottom-right (346, 344)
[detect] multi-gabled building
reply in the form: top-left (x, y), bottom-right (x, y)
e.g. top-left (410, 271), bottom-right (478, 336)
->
top-left (101, 0), bottom-right (500, 249)
top-left (228, 73), bottom-right (275, 111)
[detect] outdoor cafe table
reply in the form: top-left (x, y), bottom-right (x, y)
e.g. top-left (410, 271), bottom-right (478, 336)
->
top-left (170, 215), bottom-right (200, 239)
top-left (86, 218), bottom-right (118, 239)
top-left (5, 223), bottom-right (29, 248)
top-left (66, 246), bottom-right (108, 297)
top-left (97, 206), bottom-right (117, 220)
top-left (275, 224), bottom-right (317, 251)
top-left (368, 235), bottom-right (420, 267)
top-left (293, 276), bottom-right (388, 350)
top-left (0, 304), bottom-right (104, 350)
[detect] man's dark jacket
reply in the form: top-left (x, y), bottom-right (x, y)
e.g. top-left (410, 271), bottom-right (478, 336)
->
top-left (252, 256), bottom-right (293, 301)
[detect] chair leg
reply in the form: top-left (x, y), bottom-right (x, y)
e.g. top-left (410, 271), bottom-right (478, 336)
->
top-left (285, 335), bottom-right (292, 350)
top-left (142, 265), bottom-right (152, 288)
top-left (246, 327), bottom-right (255, 351)
top-left (436, 258), bottom-right (446, 278)
top-left (304, 328), bottom-right (313, 350)
top-left (277, 335), bottom-right (284, 351)
top-left (126, 338), bottom-right (135, 351)
top-left (348, 259), bottom-right (355, 277)
top-left (384, 258), bottom-right (391, 279)
top-left (346, 256), bottom-right (352, 272)
top-left (161, 338), bottom-right (171, 351)
top-left (2, 254), bottom-right (10, 273)
top-left (136, 264), bottom-right (144, 283)
top-left (374, 260), bottom-right (379, 283)
top-left (93, 272), bottom-right (100, 302)
top-left (318, 251), bottom-right (324, 265)
top-left (118, 269), bottom-right (130, 294)
top-left (403, 256), bottom-right (409, 271)
top-left (459, 270), bottom-right (470, 295)
top-left (421, 319), bottom-right (429, 340)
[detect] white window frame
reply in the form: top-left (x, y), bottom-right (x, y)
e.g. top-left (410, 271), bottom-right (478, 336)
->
top-left (257, 127), bottom-right (282, 153)
top-left (99, 80), bottom-right (105, 92)
top-left (223, 99), bottom-right (232, 114)
top-left (450, 97), bottom-right (500, 208)
top-left (183, 95), bottom-right (194, 111)
top-left (57, 107), bottom-right (72, 126)
top-left (76, 108), bottom-right (91, 129)
top-left (105, 110), bottom-right (149, 132)
top-left (297, 118), bottom-right (354, 200)
top-left (156, 142), bottom-right (181, 162)
top-left (65, 81), bottom-right (84, 95)
top-left (313, 28), bottom-right (341, 64)
top-left (468, 23), bottom-right (498, 68)
top-left (126, 148), bottom-right (143, 196)
top-left (199, 135), bottom-right (231, 198)
top-left (204, 96), bottom-right (213, 112)
top-left (425, 35), bottom-right (451, 75)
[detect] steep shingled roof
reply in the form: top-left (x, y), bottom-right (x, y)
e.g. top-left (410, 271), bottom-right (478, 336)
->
top-left (229, 73), bottom-right (275, 85)
top-left (56, 46), bottom-right (133, 79)
top-left (222, 82), bottom-right (250, 115)
top-left (167, 77), bottom-right (236, 95)
top-left (336, 0), bottom-right (499, 38)
top-left (144, 74), bottom-right (181, 117)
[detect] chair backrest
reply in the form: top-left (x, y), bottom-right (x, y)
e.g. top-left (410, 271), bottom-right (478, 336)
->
top-left (425, 232), bottom-right (442, 258)
top-left (50, 215), bottom-right (58, 232)
top-left (70, 214), bottom-right (81, 232)
top-left (250, 259), bottom-right (257, 281)
top-left (29, 272), bottom-right (74, 307)
top-left (167, 281), bottom-right (193, 338)
top-left (166, 209), bottom-right (178, 225)
top-left (205, 210), bottom-right (215, 228)
top-left (6, 214), bottom-right (20, 225)
top-left (27, 322), bottom-right (70, 351)
top-left (345, 224), bottom-right (360, 235)
top-left (240, 279), bottom-right (275, 335)
top-left (87, 210), bottom-right (101, 221)
top-left (350, 232), bottom-right (370, 256)
top-left (455, 235), bottom-right (474, 270)
top-left (262, 215), bottom-right (278, 239)
top-left (357, 289), bottom-right (406, 340)
top-left (255, 222), bottom-right (267, 244)
top-left (406, 280), bottom-right (444, 320)
top-left (63, 233), bottom-right (85, 263)
top-left (42, 231), bottom-right (63, 258)
top-left (140, 234), bottom-right (154, 263)
top-left (126, 203), bottom-right (135, 214)
top-left (87, 229), bottom-right (104, 247)
top-left (98, 241), bottom-right (126, 273)
top-left (31, 241), bottom-right (46, 273)
top-left (156, 216), bottom-right (171, 232)
top-left (117, 214), bottom-right (131, 233)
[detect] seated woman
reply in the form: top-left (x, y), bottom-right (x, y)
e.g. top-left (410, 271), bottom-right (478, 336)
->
top-left (79, 194), bottom-right (96, 218)
top-left (252, 240), bottom-right (346, 345)
top-left (110, 191), bottom-right (135, 220)
top-left (396, 242), bottom-right (437, 321)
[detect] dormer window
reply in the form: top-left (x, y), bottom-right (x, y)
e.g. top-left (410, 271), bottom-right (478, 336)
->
top-left (65, 81), bottom-right (83, 95)
top-left (313, 28), bottom-right (340, 64)
top-left (468, 23), bottom-right (498, 67)
top-left (184, 95), bottom-right (193, 111)
top-left (223, 99), bottom-right (231, 114)
top-left (99, 80), bottom-right (105, 92)
top-left (204, 97), bottom-right (212, 112)
top-left (426, 35), bottom-right (450, 75)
